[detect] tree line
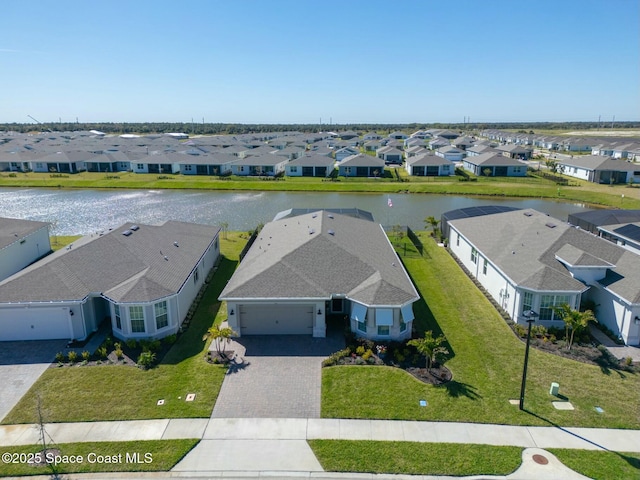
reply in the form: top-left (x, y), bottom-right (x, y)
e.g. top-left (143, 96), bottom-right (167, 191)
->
top-left (1, 121), bottom-right (639, 136)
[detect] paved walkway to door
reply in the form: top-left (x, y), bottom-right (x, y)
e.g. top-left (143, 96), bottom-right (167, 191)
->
top-left (210, 333), bottom-right (344, 418)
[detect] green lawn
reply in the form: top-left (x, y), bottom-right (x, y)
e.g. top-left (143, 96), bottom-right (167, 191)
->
top-left (1, 170), bottom-right (639, 208)
top-left (309, 440), bottom-right (522, 476)
top-left (322, 235), bottom-right (640, 428)
top-left (309, 441), bottom-right (640, 479)
top-left (50, 235), bottom-right (82, 251)
top-left (0, 439), bottom-right (198, 476)
top-left (1, 233), bottom-right (247, 424)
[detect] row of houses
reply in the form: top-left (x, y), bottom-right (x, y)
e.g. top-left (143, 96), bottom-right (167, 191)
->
top-left (0, 209), bottom-right (419, 344)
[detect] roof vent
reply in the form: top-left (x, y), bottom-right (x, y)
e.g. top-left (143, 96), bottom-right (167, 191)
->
top-left (309, 228), bottom-right (315, 235)
top-left (173, 242), bottom-right (179, 247)
top-left (328, 229), bottom-right (335, 235)
top-left (122, 230), bottom-right (132, 236)
top-left (545, 222), bottom-right (556, 229)
top-left (523, 212), bottom-right (533, 217)
top-left (328, 214), bottom-right (334, 219)
top-left (164, 255), bottom-right (169, 261)
top-left (130, 225), bottom-right (139, 231)
top-left (312, 214), bottom-right (317, 218)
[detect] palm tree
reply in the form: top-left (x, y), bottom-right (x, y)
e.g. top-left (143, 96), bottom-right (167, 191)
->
top-left (424, 216), bottom-right (440, 238)
top-left (202, 325), bottom-right (237, 359)
top-left (553, 304), bottom-right (597, 350)
top-left (408, 331), bottom-right (449, 370)
top-left (220, 221), bottom-right (229, 240)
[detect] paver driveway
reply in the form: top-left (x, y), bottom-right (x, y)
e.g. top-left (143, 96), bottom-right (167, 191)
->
top-left (211, 332), bottom-right (344, 418)
top-left (0, 340), bottom-right (67, 421)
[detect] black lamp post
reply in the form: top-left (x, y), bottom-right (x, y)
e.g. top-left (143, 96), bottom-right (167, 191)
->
top-left (519, 309), bottom-right (539, 411)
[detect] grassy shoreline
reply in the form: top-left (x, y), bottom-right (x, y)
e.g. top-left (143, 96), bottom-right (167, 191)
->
top-left (1, 171), bottom-right (639, 208)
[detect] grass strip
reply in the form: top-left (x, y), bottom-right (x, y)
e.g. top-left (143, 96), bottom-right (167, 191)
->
top-left (549, 448), bottom-right (640, 480)
top-left (0, 439), bottom-right (198, 476)
top-left (1, 233), bottom-right (247, 424)
top-left (308, 440), bottom-right (521, 476)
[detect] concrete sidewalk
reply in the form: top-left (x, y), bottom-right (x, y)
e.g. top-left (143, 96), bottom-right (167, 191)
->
top-left (2, 417), bottom-right (639, 452)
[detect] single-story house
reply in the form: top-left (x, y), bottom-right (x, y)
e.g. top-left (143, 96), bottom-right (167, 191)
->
top-left (285, 154), bottom-right (335, 177)
top-left (363, 132), bottom-right (382, 141)
top-left (338, 154), bottom-right (386, 177)
top-left (388, 131), bottom-right (408, 140)
top-left (435, 146), bottom-right (465, 162)
top-left (334, 147), bottom-right (359, 162)
top-left (179, 153), bottom-right (237, 176)
top-left (0, 217), bottom-right (51, 282)
top-left (219, 209), bottom-right (419, 340)
top-left (452, 137), bottom-right (475, 150)
top-left (466, 145), bottom-right (497, 157)
top-left (0, 221), bottom-right (220, 342)
top-left (132, 153), bottom-right (182, 174)
top-left (495, 144), bottom-right (532, 160)
top-left (229, 154), bottom-right (288, 176)
top-left (428, 137), bottom-right (450, 150)
top-left (462, 152), bottom-right (527, 176)
top-left (405, 153), bottom-right (453, 176)
top-left (447, 208), bottom-right (640, 346)
top-left (597, 222), bottom-right (640, 256)
top-left (405, 146), bottom-right (428, 158)
top-left (555, 155), bottom-right (640, 184)
top-left (376, 146), bottom-right (404, 164)
top-left (31, 151), bottom-right (91, 174)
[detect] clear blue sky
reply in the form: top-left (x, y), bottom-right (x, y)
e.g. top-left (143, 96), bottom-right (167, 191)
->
top-left (1, 0), bottom-right (638, 124)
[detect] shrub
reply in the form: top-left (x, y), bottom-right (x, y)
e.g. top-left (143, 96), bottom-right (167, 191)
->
top-left (148, 339), bottom-right (162, 352)
top-left (81, 350), bottom-right (90, 361)
top-left (514, 324), bottom-right (527, 337)
top-left (67, 351), bottom-right (78, 363)
top-left (624, 356), bottom-right (633, 367)
top-left (126, 338), bottom-right (137, 350)
top-left (97, 346), bottom-right (108, 359)
top-left (104, 336), bottom-right (113, 348)
top-left (114, 343), bottom-right (124, 359)
top-left (55, 352), bottom-right (65, 363)
top-left (163, 334), bottom-right (177, 345)
top-left (355, 346), bottom-right (365, 356)
top-left (137, 351), bottom-right (156, 369)
top-left (362, 349), bottom-right (373, 361)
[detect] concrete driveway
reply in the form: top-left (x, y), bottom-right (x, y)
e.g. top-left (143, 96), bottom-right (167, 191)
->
top-left (211, 333), bottom-right (344, 419)
top-left (0, 340), bottom-right (67, 421)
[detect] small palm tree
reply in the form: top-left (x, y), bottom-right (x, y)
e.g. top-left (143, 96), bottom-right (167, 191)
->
top-left (220, 221), bottom-right (229, 240)
top-left (553, 304), bottom-right (596, 350)
top-left (424, 216), bottom-right (440, 238)
top-left (408, 331), bottom-right (449, 370)
top-left (203, 325), bottom-right (237, 358)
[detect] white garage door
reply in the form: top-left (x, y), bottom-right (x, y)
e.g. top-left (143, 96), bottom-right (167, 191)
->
top-left (239, 304), bottom-right (314, 335)
top-left (0, 307), bottom-right (72, 341)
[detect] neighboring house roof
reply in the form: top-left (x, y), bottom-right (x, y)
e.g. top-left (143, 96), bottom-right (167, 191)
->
top-left (598, 222), bottom-right (640, 244)
top-left (450, 209), bottom-right (640, 302)
top-left (556, 155), bottom-right (636, 172)
top-left (220, 210), bottom-right (419, 306)
top-left (568, 209), bottom-right (640, 234)
top-left (0, 217), bottom-right (50, 250)
top-left (466, 145), bottom-right (497, 155)
top-left (286, 154), bottom-right (336, 167)
top-left (340, 154), bottom-right (386, 167)
top-left (273, 208), bottom-right (374, 222)
top-left (464, 152), bottom-right (523, 166)
top-left (495, 144), bottom-right (532, 154)
top-left (230, 154), bottom-right (287, 166)
top-left (0, 221), bottom-right (220, 304)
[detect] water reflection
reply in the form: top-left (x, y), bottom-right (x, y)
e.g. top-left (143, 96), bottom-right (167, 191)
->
top-left (1, 187), bottom-right (592, 236)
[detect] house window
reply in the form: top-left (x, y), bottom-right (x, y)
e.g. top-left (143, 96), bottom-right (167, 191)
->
top-left (522, 291), bottom-right (533, 314)
top-left (36, 162), bottom-right (43, 169)
top-left (357, 320), bottom-right (366, 333)
top-left (400, 321), bottom-right (407, 333)
top-left (130, 306), bottom-right (145, 333)
top-left (344, 167), bottom-right (351, 174)
top-left (185, 164), bottom-right (192, 171)
top-left (290, 166), bottom-right (297, 173)
top-left (114, 304), bottom-right (122, 330)
top-left (239, 166), bottom-right (244, 172)
top-left (483, 259), bottom-right (488, 275)
top-left (137, 164), bottom-right (143, 169)
top-left (456, 233), bottom-right (460, 246)
top-left (471, 247), bottom-right (478, 264)
top-left (377, 325), bottom-right (390, 336)
top-left (155, 301), bottom-right (168, 329)
top-left (539, 295), bottom-right (570, 321)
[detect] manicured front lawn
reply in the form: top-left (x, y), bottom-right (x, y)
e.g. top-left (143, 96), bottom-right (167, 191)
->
top-left (1, 233), bottom-right (247, 424)
top-left (549, 448), bottom-right (640, 480)
top-left (322, 235), bottom-right (640, 428)
top-left (0, 439), bottom-right (198, 476)
top-left (309, 440), bottom-right (521, 476)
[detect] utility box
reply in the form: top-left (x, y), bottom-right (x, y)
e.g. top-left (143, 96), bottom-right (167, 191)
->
top-left (550, 382), bottom-right (560, 396)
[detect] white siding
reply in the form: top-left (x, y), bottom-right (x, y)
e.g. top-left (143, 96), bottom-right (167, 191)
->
top-left (0, 226), bottom-right (51, 281)
top-left (0, 304), bottom-right (77, 341)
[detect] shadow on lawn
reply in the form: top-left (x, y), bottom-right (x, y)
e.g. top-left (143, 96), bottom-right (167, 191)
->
top-left (409, 289), bottom-right (456, 363)
top-left (437, 380), bottom-right (482, 400)
top-left (525, 408), bottom-right (640, 471)
top-left (161, 256), bottom-right (238, 365)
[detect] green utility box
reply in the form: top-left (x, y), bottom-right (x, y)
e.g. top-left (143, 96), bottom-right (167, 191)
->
top-left (550, 382), bottom-right (560, 396)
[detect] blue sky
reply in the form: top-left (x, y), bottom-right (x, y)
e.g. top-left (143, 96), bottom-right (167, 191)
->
top-left (1, 0), bottom-right (638, 124)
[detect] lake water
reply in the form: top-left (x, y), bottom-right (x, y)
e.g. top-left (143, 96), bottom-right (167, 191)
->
top-left (0, 187), bottom-right (593, 235)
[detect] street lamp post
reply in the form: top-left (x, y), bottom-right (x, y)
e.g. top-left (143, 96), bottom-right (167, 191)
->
top-left (519, 309), bottom-right (539, 411)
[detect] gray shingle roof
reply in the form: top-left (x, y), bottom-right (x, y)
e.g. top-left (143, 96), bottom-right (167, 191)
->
top-left (0, 221), bottom-right (220, 304)
top-left (451, 209), bottom-right (640, 302)
top-left (220, 211), bottom-right (418, 306)
top-left (0, 217), bottom-right (50, 250)
top-left (340, 154), bottom-right (386, 167)
top-left (464, 152), bottom-right (523, 166)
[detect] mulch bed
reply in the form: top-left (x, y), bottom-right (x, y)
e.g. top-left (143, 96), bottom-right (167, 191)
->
top-left (406, 365), bottom-right (452, 385)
